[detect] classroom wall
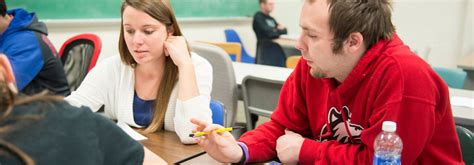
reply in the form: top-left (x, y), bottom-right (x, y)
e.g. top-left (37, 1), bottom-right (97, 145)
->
top-left (391, 0), bottom-right (472, 68)
top-left (46, 18), bottom-right (255, 62)
top-left (45, 0), bottom-right (472, 68)
top-left (271, 0), bottom-right (473, 68)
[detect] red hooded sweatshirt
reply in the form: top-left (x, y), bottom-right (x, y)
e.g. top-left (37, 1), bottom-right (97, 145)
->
top-left (238, 34), bottom-right (463, 164)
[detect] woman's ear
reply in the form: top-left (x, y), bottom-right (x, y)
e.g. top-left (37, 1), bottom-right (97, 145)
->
top-left (167, 26), bottom-right (174, 36)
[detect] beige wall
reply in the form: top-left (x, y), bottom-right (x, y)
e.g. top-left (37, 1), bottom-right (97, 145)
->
top-left (45, 0), bottom-right (472, 68)
top-left (269, 0), bottom-right (473, 68)
top-left (46, 18), bottom-right (256, 62)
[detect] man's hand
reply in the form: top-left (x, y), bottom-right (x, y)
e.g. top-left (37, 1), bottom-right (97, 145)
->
top-left (277, 24), bottom-right (286, 30)
top-left (276, 129), bottom-right (304, 164)
top-left (191, 118), bottom-right (243, 163)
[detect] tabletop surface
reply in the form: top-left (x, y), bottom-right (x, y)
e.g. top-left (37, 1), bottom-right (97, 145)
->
top-left (138, 130), bottom-right (224, 164)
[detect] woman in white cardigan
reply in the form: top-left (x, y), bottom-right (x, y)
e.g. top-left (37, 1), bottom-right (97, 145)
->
top-left (65, 0), bottom-right (213, 144)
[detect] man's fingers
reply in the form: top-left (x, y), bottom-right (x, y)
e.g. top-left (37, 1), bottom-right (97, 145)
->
top-left (191, 118), bottom-right (208, 127)
top-left (191, 118), bottom-right (209, 132)
top-left (202, 124), bottom-right (223, 132)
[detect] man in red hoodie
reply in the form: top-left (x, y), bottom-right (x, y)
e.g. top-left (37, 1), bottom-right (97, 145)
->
top-left (191, 0), bottom-right (464, 164)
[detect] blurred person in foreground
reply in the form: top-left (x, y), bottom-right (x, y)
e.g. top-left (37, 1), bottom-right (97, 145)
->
top-left (0, 54), bottom-right (165, 165)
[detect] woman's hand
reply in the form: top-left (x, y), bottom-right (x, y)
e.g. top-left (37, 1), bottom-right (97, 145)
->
top-left (164, 35), bottom-right (193, 68)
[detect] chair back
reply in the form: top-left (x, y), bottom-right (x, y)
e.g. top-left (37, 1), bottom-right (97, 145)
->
top-left (433, 67), bottom-right (467, 89)
top-left (242, 75), bottom-right (284, 130)
top-left (224, 29), bottom-right (255, 63)
top-left (456, 125), bottom-right (474, 164)
top-left (210, 99), bottom-right (225, 125)
top-left (200, 41), bottom-right (242, 62)
top-left (190, 42), bottom-right (238, 127)
top-left (58, 34), bottom-right (102, 91)
top-left (286, 55), bottom-right (301, 68)
top-left (256, 40), bottom-right (286, 67)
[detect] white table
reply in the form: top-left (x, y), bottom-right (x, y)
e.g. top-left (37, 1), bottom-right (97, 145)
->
top-left (273, 34), bottom-right (300, 57)
top-left (232, 62), bottom-right (293, 85)
top-left (231, 62), bottom-right (474, 127)
top-left (449, 88), bottom-right (474, 129)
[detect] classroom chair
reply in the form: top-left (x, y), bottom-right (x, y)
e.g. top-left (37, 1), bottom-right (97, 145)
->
top-left (432, 67), bottom-right (467, 89)
top-left (199, 41), bottom-right (242, 62)
top-left (286, 55), bottom-right (301, 68)
top-left (224, 29), bottom-right (256, 64)
top-left (256, 40), bottom-right (287, 67)
top-left (190, 42), bottom-right (238, 127)
top-left (210, 99), bottom-right (225, 126)
top-left (58, 33), bottom-right (102, 91)
top-left (456, 125), bottom-right (474, 165)
top-left (242, 75), bottom-right (284, 130)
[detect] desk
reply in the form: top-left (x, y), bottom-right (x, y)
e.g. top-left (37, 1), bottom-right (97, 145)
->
top-left (274, 38), bottom-right (297, 48)
top-left (232, 62), bottom-right (292, 100)
top-left (273, 34), bottom-right (298, 48)
top-left (457, 53), bottom-right (474, 90)
top-left (138, 130), bottom-right (223, 164)
top-left (273, 34), bottom-right (300, 57)
top-left (232, 62), bottom-right (293, 85)
top-left (450, 88), bottom-right (474, 130)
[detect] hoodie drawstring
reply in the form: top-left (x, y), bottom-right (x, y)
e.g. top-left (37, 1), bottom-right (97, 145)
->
top-left (336, 91), bottom-right (355, 143)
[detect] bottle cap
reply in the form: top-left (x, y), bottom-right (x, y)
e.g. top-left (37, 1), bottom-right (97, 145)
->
top-left (382, 121), bottom-right (396, 132)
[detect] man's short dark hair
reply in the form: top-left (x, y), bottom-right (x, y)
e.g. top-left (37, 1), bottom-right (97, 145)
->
top-left (259, 0), bottom-right (268, 4)
top-left (309, 0), bottom-right (395, 53)
top-left (0, 0), bottom-right (6, 17)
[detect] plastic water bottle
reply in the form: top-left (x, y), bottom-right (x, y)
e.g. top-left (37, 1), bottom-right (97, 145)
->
top-left (373, 121), bottom-right (403, 165)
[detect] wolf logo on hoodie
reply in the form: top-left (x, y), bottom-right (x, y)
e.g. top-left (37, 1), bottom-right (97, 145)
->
top-left (319, 106), bottom-right (364, 143)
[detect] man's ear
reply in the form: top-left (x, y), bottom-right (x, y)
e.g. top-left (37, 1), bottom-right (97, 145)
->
top-left (344, 32), bottom-right (364, 54)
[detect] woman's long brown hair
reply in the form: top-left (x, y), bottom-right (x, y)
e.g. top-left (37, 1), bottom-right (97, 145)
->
top-left (0, 81), bottom-right (63, 165)
top-left (118, 0), bottom-right (189, 133)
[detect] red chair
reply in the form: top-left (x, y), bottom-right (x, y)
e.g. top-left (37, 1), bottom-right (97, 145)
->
top-left (58, 33), bottom-right (102, 91)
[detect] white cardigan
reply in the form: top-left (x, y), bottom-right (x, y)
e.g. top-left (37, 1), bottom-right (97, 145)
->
top-left (65, 53), bottom-right (213, 144)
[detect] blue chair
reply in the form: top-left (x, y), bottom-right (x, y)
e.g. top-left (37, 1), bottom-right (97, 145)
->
top-left (433, 67), bottom-right (467, 89)
top-left (224, 29), bottom-right (255, 64)
top-left (210, 99), bottom-right (225, 126)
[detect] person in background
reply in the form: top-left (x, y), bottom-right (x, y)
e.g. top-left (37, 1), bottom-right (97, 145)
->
top-left (192, 0), bottom-right (463, 164)
top-left (251, 0), bottom-right (289, 126)
top-left (0, 0), bottom-right (70, 96)
top-left (65, 0), bottom-right (213, 144)
top-left (253, 0), bottom-right (287, 42)
top-left (0, 54), bottom-right (165, 165)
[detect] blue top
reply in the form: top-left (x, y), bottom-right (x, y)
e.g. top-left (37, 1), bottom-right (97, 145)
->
top-left (0, 8), bottom-right (70, 96)
top-left (133, 92), bottom-right (154, 126)
top-left (0, 9), bottom-right (44, 90)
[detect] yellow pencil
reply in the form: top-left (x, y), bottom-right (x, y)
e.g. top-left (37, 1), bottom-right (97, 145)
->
top-left (189, 126), bottom-right (243, 137)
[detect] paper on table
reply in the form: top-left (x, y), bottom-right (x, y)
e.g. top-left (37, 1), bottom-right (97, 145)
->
top-left (451, 96), bottom-right (474, 108)
top-left (117, 122), bottom-right (147, 141)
